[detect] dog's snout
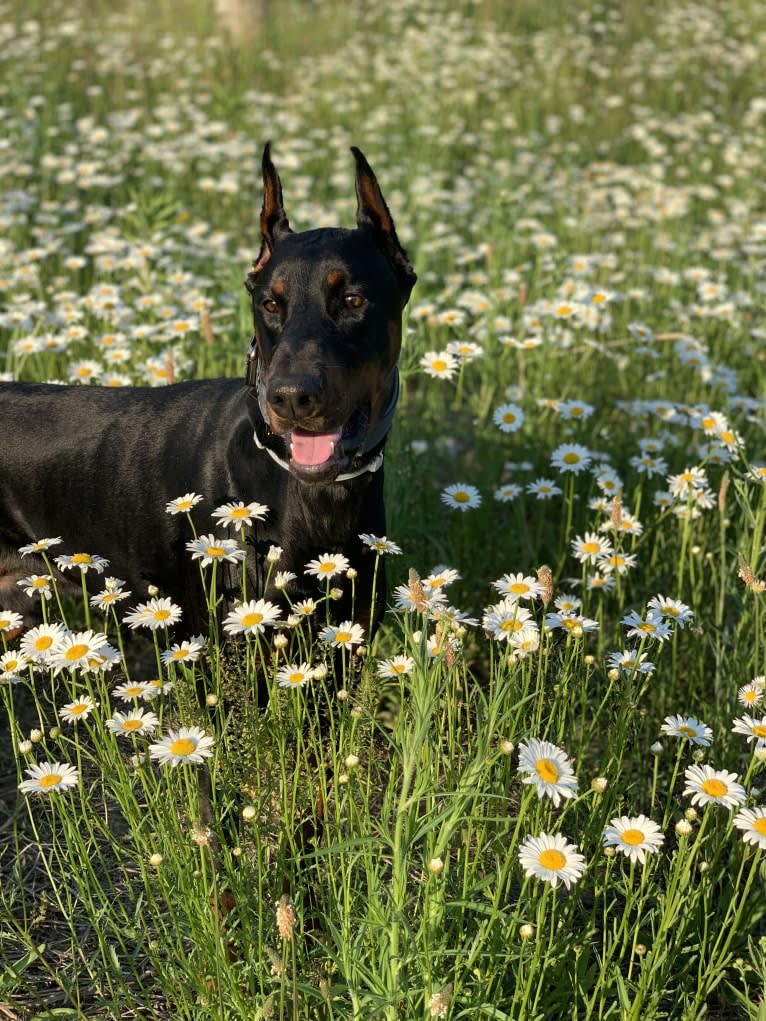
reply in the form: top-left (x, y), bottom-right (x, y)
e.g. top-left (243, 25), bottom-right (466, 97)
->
top-left (267, 373), bottom-right (323, 421)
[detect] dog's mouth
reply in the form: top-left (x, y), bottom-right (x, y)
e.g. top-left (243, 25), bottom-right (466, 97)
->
top-left (287, 405), bottom-right (370, 478)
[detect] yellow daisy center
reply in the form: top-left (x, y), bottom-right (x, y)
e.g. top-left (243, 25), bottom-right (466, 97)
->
top-left (231, 507), bottom-right (249, 518)
top-left (32, 578), bottom-right (48, 589)
top-left (431, 359), bottom-right (447, 372)
top-left (569, 406), bottom-right (584, 416)
top-left (500, 619), bottom-right (523, 633)
top-left (319, 562), bottom-right (335, 573)
top-left (65, 643), bottom-right (89, 660)
top-left (72, 553), bottom-right (92, 565)
top-left (125, 686), bottom-right (144, 696)
top-left (177, 501), bottom-right (193, 510)
top-left (563, 452), bottom-right (581, 464)
top-left (334, 631), bottom-right (352, 644)
top-left (35, 636), bottom-right (53, 651)
top-left (678, 725), bottom-right (696, 737)
top-left (503, 412), bottom-right (517, 423)
top-left (539, 849), bottom-right (565, 870)
top-left (453, 491), bottom-right (470, 503)
top-left (702, 778), bottom-right (727, 798)
top-left (536, 758), bottom-right (560, 783)
top-left (583, 542), bottom-right (600, 553)
top-left (509, 583), bottom-right (529, 594)
top-left (637, 622), bottom-right (656, 633)
top-left (206, 545), bottom-right (226, 557)
top-left (242, 612), bottom-right (264, 627)
top-left (170, 738), bottom-right (196, 757)
top-left (70, 703), bottom-right (88, 715)
top-left (171, 649), bottom-right (187, 660)
top-left (621, 828), bottom-right (645, 846)
top-left (123, 719), bottom-right (143, 731)
top-left (288, 672), bottom-right (304, 685)
top-left (153, 609), bottom-right (171, 621)
top-left (744, 692), bottom-right (758, 703)
top-left (752, 724), bottom-right (766, 738)
top-left (754, 818), bottom-right (766, 836)
top-left (720, 430), bottom-right (734, 444)
top-left (39, 773), bottom-right (62, 789)
top-left (392, 663), bottom-right (407, 673)
top-left (430, 578), bottom-right (447, 588)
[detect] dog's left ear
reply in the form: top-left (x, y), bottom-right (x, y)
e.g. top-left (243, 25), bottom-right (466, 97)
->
top-left (352, 147), bottom-right (417, 300)
top-left (246, 142), bottom-right (293, 292)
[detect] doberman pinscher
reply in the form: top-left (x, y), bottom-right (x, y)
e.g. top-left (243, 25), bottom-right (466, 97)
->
top-left (0, 144), bottom-right (416, 633)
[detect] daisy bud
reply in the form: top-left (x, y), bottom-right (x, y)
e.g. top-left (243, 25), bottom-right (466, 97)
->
top-left (191, 823), bottom-right (212, 847)
top-left (698, 860), bottom-right (709, 873)
top-left (330, 587), bottom-right (343, 600)
top-left (650, 741), bottom-right (663, 754)
top-left (267, 545), bottom-right (283, 563)
top-left (500, 739), bottom-right (514, 755)
top-left (287, 614), bottom-right (301, 627)
top-left (752, 786), bottom-right (762, 797)
top-left (344, 753), bottom-right (360, 769)
top-left (242, 805), bottom-right (257, 821)
top-left (276, 895), bottom-right (296, 940)
top-left (519, 923), bottom-right (534, 940)
top-left (232, 846), bottom-right (242, 857)
top-left (49, 727), bottom-right (61, 740)
top-left (338, 773), bottom-right (349, 784)
top-left (684, 807), bottom-right (698, 822)
top-left (206, 693), bottom-right (218, 707)
top-left (428, 857), bottom-right (445, 874)
top-left (30, 729), bottom-right (43, 743)
top-left (607, 668), bottom-right (620, 682)
top-left (591, 776), bottom-right (607, 793)
top-left (273, 633), bottom-right (288, 650)
top-left (675, 819), bottom-right (693, 836)
top-left (603, 846), bottom-right (616, 858)
top-left (313, 663), bottom-right (328, 681)
top-left (147, 584), bottom-right (159, 597)
top-left (692, 749), bottom-right (705, 762)
top-left (336, 686), bottom-right (348, 700)
top-left (347, 568), bottom-right (357, 580)
top-left (350, 706), bottom-right (363, 719)
top-left (754, 749), bottom-right (766, 762)
top-left (691, 544), bottom-right (701, 556)
top-left (149, 852), bottom-right (163, 867)
top-left (18, 740), bottom-right (33, 755)
top-left (635, 944), bottom-right (647, 957)
top-left (584, 654), bottom-right (595, 666)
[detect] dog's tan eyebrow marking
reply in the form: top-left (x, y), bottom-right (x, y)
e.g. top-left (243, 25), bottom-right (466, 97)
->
top-left (326, 269), bottom-right (345, 289)
top-left (271, 279), bottom-right (286, 298)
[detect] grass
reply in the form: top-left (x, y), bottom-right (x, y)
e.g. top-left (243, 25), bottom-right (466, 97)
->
top-left (1, 0), bottom-right (766, 1017)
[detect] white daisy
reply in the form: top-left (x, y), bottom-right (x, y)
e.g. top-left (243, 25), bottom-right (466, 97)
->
top-left (518, 833), bottom-right (585, 889)
top-left (517, 738), bottom-right (579, 807)
top-left (603, 815), bottom-right (664, 864)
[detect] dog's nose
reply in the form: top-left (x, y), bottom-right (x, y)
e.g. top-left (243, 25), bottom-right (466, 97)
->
top-left (266, 374), bottom-right (323, 421)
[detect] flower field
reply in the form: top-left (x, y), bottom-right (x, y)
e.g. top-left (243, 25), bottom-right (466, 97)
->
top-left (1, 0), bottom-right (765, 1017)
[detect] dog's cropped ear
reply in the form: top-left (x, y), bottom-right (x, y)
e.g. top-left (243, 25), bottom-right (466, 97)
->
top-left (351, 147), bottom-right (417, 299)
top-left (246, 142), bottom-right (292, 291)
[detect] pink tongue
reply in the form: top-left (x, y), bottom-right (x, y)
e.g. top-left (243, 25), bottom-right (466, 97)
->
top-left (290, 427), bottom-right (343, 466)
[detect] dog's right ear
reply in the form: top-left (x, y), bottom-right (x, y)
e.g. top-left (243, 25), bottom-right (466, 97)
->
top-left (246, 142), bottom-right (292, 292)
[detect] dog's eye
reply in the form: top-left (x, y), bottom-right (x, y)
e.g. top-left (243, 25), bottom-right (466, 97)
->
top-left (343, 293), bottom-right (365, 310)
top-left (262, 298), bottom-right (279, 315)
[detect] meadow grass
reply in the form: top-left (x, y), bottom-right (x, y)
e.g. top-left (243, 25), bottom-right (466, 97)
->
top-left (1, 0), bottom-right (766, 1017)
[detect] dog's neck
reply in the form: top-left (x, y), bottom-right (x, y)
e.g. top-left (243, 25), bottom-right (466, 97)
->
top-left (246, 339), bottom-right (399, 482)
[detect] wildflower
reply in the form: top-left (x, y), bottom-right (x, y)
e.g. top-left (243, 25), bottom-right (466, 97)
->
top-left (304, 552), bottom-right (351, 579)
top-left (571, 532), bottom-right (612, 564)
top-left (518, 833), bottom-right (585, 889)
top-left (0, 610), bottom-right (24, 633)
top-left (483, 599), bottom-right (533, 641)
top-left (276, 895), bottom-right (297, 939)
top-left (661, 715), bottom-right (713, 747)
top-left (165, 492), bottom-right (203, 514)
top-left (19, 761), bottom-right (79, 796)
top-left (493, 403), bottom-right (525, 432)
top-left (112, 680), bottom-right (158, 702)
top-left (647, 595), bottom-right (693, 628)
top-left (223, 599), bottom-right (282, 635)
top-left (186, 534), bottom-right (245, 567)
top-left (0, 650), bottom-right (30, 682)
top-left (18, 537), bottom-right (63, 556)
top-left (527, 478), bottom-right (562, 499)
top-left (738, 683), bottom-right (764, 708)
top-left (732, 807), bottom-right (766, 849)
top-left (359, 534), bottom-right (403, 555)
top-left (731, 715), bottom-right (766, 749)
top-left (544, 611), bottom-right (599, 636)
top-left (276, 663), bottom-right (313, 688)
top-left (598, 551), bottom-right (638, 575)
top-left (17, 575), bottom-right (53, 600)
top-left (377, 654), bottom-right (415, 677)
top-left (603, 815), bottom-right (665, 864)
top-left (90, 578), bottom-right (131, 609)
top-left (319, 621), bottom-right (365, 649)
top-left (161, 637), bottom-right (206, 665)
top-left (211, 500), bottom-right (269, 527)
top-left (267, 545), bottom-right (283, 563)
top-left (441, 483), bottom-right (481, 511)
top-left (492, 572), bottom-right (544, 601)
top-left (668, 466), bottom-right (708, 498)
top-left (149, 726), bottom-right (215, 767)
top-left (106, 708), bottom-right (160, 737)
top-left (420, 350), bottom-right (458, 380)
top-left (517, 738), bottom-right (579, 807)
top-left (19, 623), bottom-right (66, 663)
top-left (622, 610), bottom-right (673, 643)
top-left (683, 764), bottom-right (746, 809)
top-left (494, 483), bottom-right (522, 502)
top-left (54, 552), bottom-right (109, 574)
top-left (123, 597), bottom-right (183, 631)
top-left (550, 442), bottom-right (592, 474)
top-left (52, 630), bottom-right (111, 673)
top-left (606, 650), bottom-right (655, 675)
top-left (59, 695), bottom-right (97, 724)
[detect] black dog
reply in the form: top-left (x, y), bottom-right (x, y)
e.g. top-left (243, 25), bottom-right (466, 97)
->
top-left (0, 144), bottom-right (416, 632)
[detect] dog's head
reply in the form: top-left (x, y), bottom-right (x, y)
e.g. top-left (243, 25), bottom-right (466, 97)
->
top-left (245, 143), bottom-right (416, 483)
